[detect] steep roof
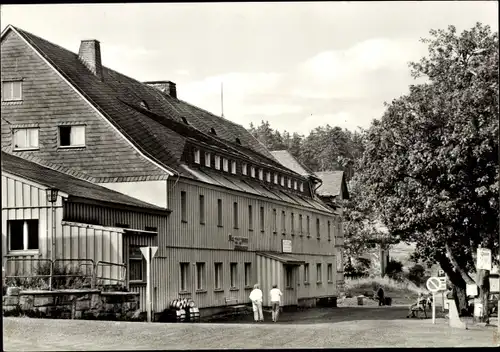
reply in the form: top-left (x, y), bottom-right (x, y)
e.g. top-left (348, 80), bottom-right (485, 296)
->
top-left (1, 151), bottom-right (168, 212)
top-left (270, 150), bottom-right (313, 176)
top-left (315, 171), bottom-right (349, 199)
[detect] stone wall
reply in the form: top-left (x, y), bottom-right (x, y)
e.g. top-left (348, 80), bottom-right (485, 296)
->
top-left (2, 287), bottom-right (140, 321)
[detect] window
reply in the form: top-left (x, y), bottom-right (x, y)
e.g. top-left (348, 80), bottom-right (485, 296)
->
top-left (194, 148), bottom-right (200, 164)
top-left (316, 263), bottom-right (322, 283)
top-left (299, 214), bottom-right (303, 235)
top-left (230, 263), bottom-right (238, 288)
top-left (248, 205), bottom-right (253, 230)
top-left (217, 199), bottom-right (223, 227)
top-left (281, 210), bottom-right (286, 234)
top-left (181, 116), bottom-right (189, 125)
top-left (250, 166), bottom-right (256, 178)
top-left (258, 169), bottom-right (263, 180)
top-left (205, 152), bottom-right (211, 167)
top-left (199, 195), bottom-right (205, 224)
top-left (291, 213), bottom-right (295, 235)
top-left (316, 218), bottom-right (321, 239)
top-left (181, 191), bottom-right (187, 222)
top-left (231, 161), bottom-right (237, 174)
top-left (180, 262), bottom-right (190, 292)
top-left (304, 263), bottom-right (310, 283)
top-left (242, 163), bottom-right (248, 175)
top-left (328, 221), bottom-right (331, 241)
top-left (307, 216), bottom-right (310, 236)
top-left (129, 246), bottom-right (145, 282)
top-left (327, 264), bottom-right (333, 282)
top-left (8, 219), bottom-right (38, 251)
top-left (215, 155), bottom-right (221, 170)
top-left (287, 178), bottom-right (292, 188)
top-left (299, 183), bottom-right (304, 192)
top-left (196, 262), bottom-right (206, 290)
top-left (214, 263), bottom-right (223, 289)
top-left (233, 202), bottom-right (238, 229)
top-left (294, 181), bottom-right (298, 190)
top-left (266, 172), bottom-right (271, 182)
top-left (223, 158), bottom-right (229, 172)
top-left (244, 263), bottom-right (252, 287)
top-left (286, 266), bottom-right (293, 288)
top-left (235, 138), bottom-right (241, 145)
top-left (280, 176), bottom-right (285, 187)
top-left (274, 174), bottom-right (278, 184)
top-left (2, 81), bottom-right (22, 101)
top-left (59, 125), bottom-right (85, 147)
top-left (260, 206), bottom-right (265, 232)
top-left (13, 128), bottom-right (39, 150)
top-left (272, 209), bottom-right (277, 233)
top-left (210, 127), bottom-right (217, 135)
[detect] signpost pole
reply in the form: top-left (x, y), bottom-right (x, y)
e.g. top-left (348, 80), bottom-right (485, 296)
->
top-left (432, 293), bottom-right (436, 324)
top-left (146, 247), bottom-right (151, 323)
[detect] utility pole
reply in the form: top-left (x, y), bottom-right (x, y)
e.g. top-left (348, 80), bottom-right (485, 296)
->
top-left (221, 82), bottom-right (224, 118)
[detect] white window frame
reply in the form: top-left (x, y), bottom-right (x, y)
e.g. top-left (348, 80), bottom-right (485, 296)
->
top-left (129, 246), bottom-right (146, 282)
top-left (2, 80), bottom-right (23, 102)
top-left (274, 174), bottom-right (278, 184)
top-left (250, 166), bottom-right (256, 178)
top-left (214, 155), bottom-right (221, 170)
top-left (231, 161), bottom-right (237, 174)
top-left (266, 172), bottom-right (271, 183)
top-left (244, 263), bottom-right (252, 287)
top-left (327, 263), bottom-right (333, 283)
top-left (258, 169), bottom-right (263, 180)
top-left (287, 178), bottom-right (292, 188)
top-left (194, 148), bottom-right (201, 164)
top-left (13, 128), bottom-right (39, 150)
top-left (180, 262), bottom-right (190, 292)
top-left (8, 219), bottom-right (39, 253)
top-left (59, 125), bottom-right (86, 148)
top-left (223, 158), bottom-right (229, 172)
top-left (299, 182), bottom-right (304, 192)
top-left (316, 263), bottom-right (322, 284)
top-left (304, 263), bottom-right (310, 284)
top-left (214, 262), bottom-right (223, 290)
top-left (294, 181), bottom-right (298, 190)
top-left (230, 262), bottom-right (238, 288)
top-left (205, 152), bottom-right (211, 167)
top-left (196, 262), bottom-right (206, 290)
top-left (242, 163), bottom-right (247, 175)
top-left (280, 176), bottom-right (285, 187)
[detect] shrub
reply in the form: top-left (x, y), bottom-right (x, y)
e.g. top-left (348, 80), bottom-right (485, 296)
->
top-left (385, 258), bottom-right (404, 281)
top-left (408, 264), bottom-right (426, 286)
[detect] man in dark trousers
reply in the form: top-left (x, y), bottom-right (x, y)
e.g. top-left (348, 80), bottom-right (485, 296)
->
top-left (376, 286), bottom-right (385, 306)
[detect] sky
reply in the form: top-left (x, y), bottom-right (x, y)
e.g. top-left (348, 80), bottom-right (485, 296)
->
top-left (1, 2), bottom-right (498, 134)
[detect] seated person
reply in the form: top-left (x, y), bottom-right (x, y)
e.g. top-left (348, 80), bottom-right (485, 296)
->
top-left (407, 293), bottom-right (427, 318)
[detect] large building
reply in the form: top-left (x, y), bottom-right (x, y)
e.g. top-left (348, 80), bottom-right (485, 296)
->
top-left (1, 25), bottom-right (347, 316)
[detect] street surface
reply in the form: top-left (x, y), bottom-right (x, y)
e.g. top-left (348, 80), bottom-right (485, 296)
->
top-left (3, 307), bottom-right (497, 350)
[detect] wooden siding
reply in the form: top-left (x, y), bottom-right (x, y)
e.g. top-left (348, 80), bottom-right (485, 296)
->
top-left (0, 29), bottom-right (165, 181)
top-left (164, 179), bottom-right (339, 256)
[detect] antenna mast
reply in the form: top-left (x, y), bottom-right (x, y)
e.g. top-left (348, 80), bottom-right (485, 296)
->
top-left (221, 82), bottom-right (224, 118)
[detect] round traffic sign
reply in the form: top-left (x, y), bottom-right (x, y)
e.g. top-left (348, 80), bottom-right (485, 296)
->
top-left (426, 277), bottom-right (441, 292)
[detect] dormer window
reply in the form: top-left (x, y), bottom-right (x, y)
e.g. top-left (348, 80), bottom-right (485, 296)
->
top-left (294, 180), bottom-right (298, 190)
top-left (242, 163), bottom-right (248, 175)
top-left (210, 128), bottom-right (217, 135)
top-left (299, 182), bottom-right (304, 192)
top-left (274, 174), bottom-right (278, 184)
top-left (235, 138), bottom-right (241, 145)
top-left (287, 178), bottom-right (292, 188)
top-left (266, 171), bottom-right (271, 183)
top-left (280, 176), bottom-right (285, 187)
top-left (231, 161), bottom-right (237, 174)
top-left (194, 148), bottom-right (200, 164)
top-left (181, 117), bottom-right (189, 125)
top-left (223, 158), bottom-right (229, 172)
top-left (258, 169), bottom-right (263, 180)
top-left (250, 166), bottom-right (256, 178)
top-left (205, 152), bottom-right (211, 167)
top-left (139, 101), bottom-right (149, 110)
top-left (215, 155), bottom-right (221, 170)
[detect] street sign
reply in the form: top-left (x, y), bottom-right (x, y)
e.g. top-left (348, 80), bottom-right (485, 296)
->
top-left (438, 269), bottom-right (445, 277)
top-left (466, 283), bottom-right (478, 297)
top-left (426, 276), bottom-right (446, 293)
top-left (140, 246), bottom-right (158, 323)
top-left (477, 248), bottom-right (492, 271)
top-left (282, 239), bottom-right (292, 253)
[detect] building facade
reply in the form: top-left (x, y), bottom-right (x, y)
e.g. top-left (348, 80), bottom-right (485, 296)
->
top-left (1, 25), bottom-right (346, 315)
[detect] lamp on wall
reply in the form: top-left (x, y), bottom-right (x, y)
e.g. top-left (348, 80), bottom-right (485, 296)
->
top-left (45, 188), bottom-right (59, 203)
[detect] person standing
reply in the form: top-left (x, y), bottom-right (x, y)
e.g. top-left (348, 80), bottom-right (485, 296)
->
top-left (376, 286), bottom-right (385, 306)
top-left (249, 283), bottom-right (264, 322)
top-left (269, 284), bottom-right (283, 322)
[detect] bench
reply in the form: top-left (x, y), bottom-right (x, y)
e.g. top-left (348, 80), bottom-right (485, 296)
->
top-left (407, 299), bottom-right (429, 319)
top-left (224, 297), bottom-right (247, 315)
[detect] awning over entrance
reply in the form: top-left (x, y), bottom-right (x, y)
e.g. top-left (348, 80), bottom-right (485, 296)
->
top-left (256, 252), bottom-right (305, 265)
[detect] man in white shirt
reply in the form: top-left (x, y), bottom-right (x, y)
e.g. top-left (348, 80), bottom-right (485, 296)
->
top-left (269, 284), bottom-right (283, 322)
top-left (249, 283), bottom-right (264, 322)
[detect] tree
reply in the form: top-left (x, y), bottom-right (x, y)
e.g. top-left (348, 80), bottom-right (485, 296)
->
top-left (355, 23), bottom-right (499, 319)
top-left (408, 264), bottom-right (427, 287)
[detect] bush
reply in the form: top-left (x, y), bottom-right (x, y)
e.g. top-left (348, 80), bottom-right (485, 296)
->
top-left (385, 258), bottom-right (404, 281)
top-left (344, 257), bottom-right (370, 279)
top-left (408, 264), bottom-right (426, 286)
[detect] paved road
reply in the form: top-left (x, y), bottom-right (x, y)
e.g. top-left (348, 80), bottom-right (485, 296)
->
top-left (3, 307), bottom-right (497, 350)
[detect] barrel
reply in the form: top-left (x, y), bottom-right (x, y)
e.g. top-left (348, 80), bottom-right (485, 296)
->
top-left (188, 307), bottom-right (200, 322)
top-left (357, 296), bottom-right (364, 306)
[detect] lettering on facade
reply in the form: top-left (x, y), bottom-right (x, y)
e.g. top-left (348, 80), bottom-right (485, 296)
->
top-left (228, 234), bottom-right (249, 251)
top-left (282, 239), bottom-right (292, 253)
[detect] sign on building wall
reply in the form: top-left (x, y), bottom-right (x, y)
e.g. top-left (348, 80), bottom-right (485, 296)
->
top-left (477, 248), bottom-right (492, 271)
top-left (282, 239), bottom-right (292, 253)
top-left (228, 234), bottom-right (249, 251)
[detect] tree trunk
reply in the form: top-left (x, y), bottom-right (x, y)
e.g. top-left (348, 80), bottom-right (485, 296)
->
top-left (452, 285), bottom-right (469, 316)
top-left (477, 269), bottom-right (490, 323)
top-left (436, 253), bottom-right (469, 314)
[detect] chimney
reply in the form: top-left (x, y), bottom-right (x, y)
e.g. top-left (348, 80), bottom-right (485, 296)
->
top-left (144, 81), bottom-right (177, 99)
top-left (78, 40), bottom-right (103, 80)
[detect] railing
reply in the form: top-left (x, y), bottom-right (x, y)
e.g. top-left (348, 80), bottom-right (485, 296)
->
top-left (4, 258), bottom-right (126, 291)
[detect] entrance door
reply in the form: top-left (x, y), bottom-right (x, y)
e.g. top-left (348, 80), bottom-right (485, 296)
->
top-left (283, 265), bottom-right (298, 306)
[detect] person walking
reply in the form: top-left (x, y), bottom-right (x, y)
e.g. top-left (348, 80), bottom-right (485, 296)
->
top-left (249, 283), bottom-right (264, 322)
top-left (269, 284), bottom-right (283, 323)
top-left (376, 286), bottom-right (385, 306)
